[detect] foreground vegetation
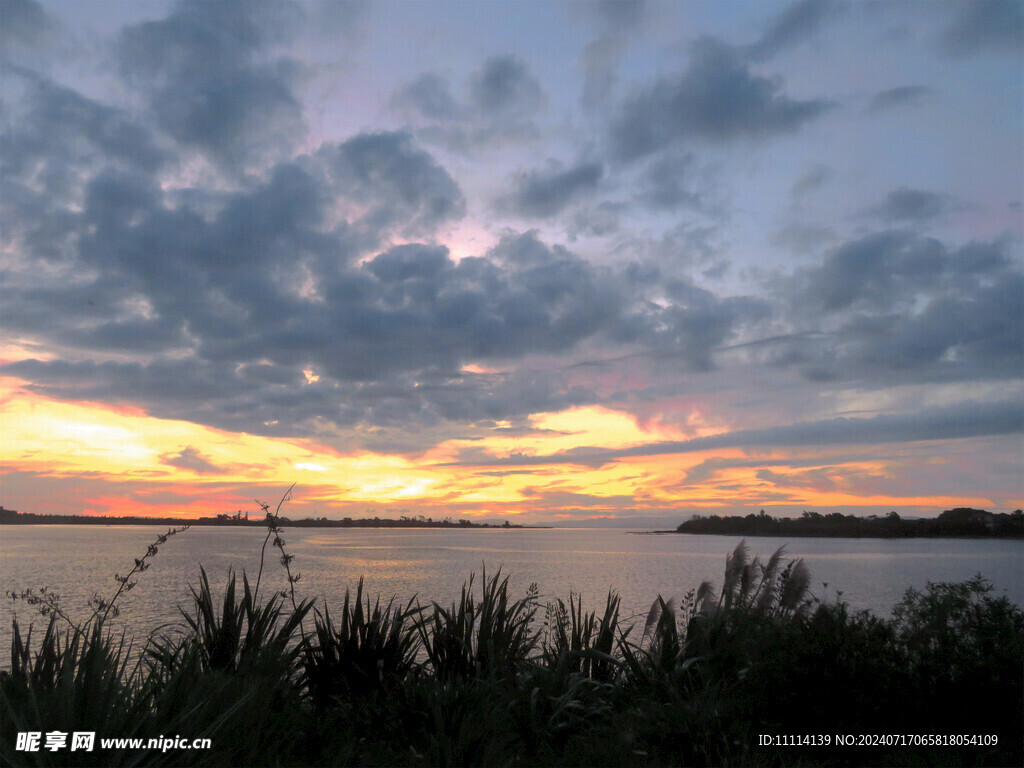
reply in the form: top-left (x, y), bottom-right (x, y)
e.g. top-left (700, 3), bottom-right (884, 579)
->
top-left (3, 505), bottom-right (1022, 767)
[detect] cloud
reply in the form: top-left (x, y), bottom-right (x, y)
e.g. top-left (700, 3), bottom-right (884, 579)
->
top-left (0, 71), bottom-right (171, 266)
top-left (393, 73), bottom-right (464, 121)
top-left (804, 230), bottom-right (996, 312)
top-left (576, 1), bottom-right (650, 107)
top-left (746, 0), bottom-right (846, 62)
top-left (631, 280), bottom-right (769, 371)
top-left (610, 37), bottom-right (832, 160)
top-left (678, 455), bottom-right (871, 487)
top-left (637, 153), bottom-right (705, 211)
top-left (443, 399), bottom-right (1024, 468)
top-left (3, 163), bottom-right (767, 439)
top-left (938, 0), bottom-right (1024, 58)
top-left (587, 0), bottom-right (648, 32)
top-left (318, 131), bottom-right (466, 238)
top-left (392, 55), bottom-right (546, 149)
top-left (771, 223), bottom-right (837, 255)
top-left (161, 446), bottom-right (225, 474)
top-left (5, 3), bottom-right (1016, 470)
top-left (867, 188), bottom-right (955, 223)
top-left (568, 200), bottom-right (628, 238)
top-left (789, 164), bottom-right (833, 204)
top-left (579, 37), bottom-right (625, 107)
top-left (468, 55), bottom-right (545, 118)
top-left (866, 86), bottom-right (936, 113)
top-left (0, 0), bottom-right (56, 49)
top-left (500, 161), bottom-right (604, 218)
top-left (823, 277), bottom-right (1022, 382)
top-left (2, 70), bottom-right (169, 182)
top-left (781, 231), bottom-right (1022, 382)
top-left (304, 0), bottom-right (369, 43)
top-left (804, 231), bottom-right (937, 312)
top-left (116, 0), bottom-right (306, 168)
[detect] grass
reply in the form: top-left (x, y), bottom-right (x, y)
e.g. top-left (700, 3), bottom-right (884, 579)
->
top-left (3, 522), bottom-right (1022, 767)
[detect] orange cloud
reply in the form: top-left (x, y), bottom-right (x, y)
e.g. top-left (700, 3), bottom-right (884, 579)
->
top-left (0, 376), bottom-right (999, 521)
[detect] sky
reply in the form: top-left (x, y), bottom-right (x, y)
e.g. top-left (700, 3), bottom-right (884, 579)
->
top-left (1, 0), bottom-right (1021, 526)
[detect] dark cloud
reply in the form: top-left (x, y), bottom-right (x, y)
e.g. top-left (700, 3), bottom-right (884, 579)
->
top-left (161, 446), bottom-right (225, 474)
top-left (804, 230), bottom-right (1006, 312)
top-left (754, 467), bottom-right (842, 492)
top-left (116, 0), bottom-right (305, 167)
top-left (637, 153), bottom-right (704, 211)
top-left (588, 0), bottom-right (648, 32)
top-left (500, 161), bottom-right (604, 218)
top-left (4, 145), bottom-right (766, 438)
top-left (443, 399), bottom-right (1024, 468)
top-left (816, 275), bottom-right (1022, 382)
top-left (0, 71), bottom-right (171, 267)
top-left (0, 0), bottom-right (56, 48)
top-left (807, 231), bottom-right (941, 312)
top-left (3, 54), bottom-right (1011, 449)
top-left (866, 86), bottom-right (935, 113)
top-left (610, 37), bottom-right (832, 160)
top-left (2, 357), bottom-right (596, 443)
top-left (393, 73), bottom-right (463, 121)
top-left (771, 223), bottom-right (837, 255)
top-left (468, 55), bottom-right (545, 117)
top-left (305, 0), bottom-right (368, 42)
top-left (790, 164), bottom-right (833, 202)
top-left (938, 0), bottom-right (1023, 58)
top-left (746, 0), bottom-right (846, 62)
top-left (782, 231), bottom-right (1022, 382)
top-left (568, 200), bottom-right (628, 238)
top-left (678, 456), bottom-right (864, 487)
top-left (579, 37), bottom-right (624, 107)
top-left (2, 70), bottom-right (169, 182)
top-left (391, 55), bottom-right (546, 149)
top-left (318, 131), bottom-right (466, 238)
top-left (577, 1), bottom-right (649, 107)
top-left (2, 128), bottom-right (470, 422)
top-left (638, 281), bottom-right (769, 371)
top-left (868, 188), bottom-right (955, 223)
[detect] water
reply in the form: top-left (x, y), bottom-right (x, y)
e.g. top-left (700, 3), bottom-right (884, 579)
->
top-left (2, 525), bottom-right (1021, 649)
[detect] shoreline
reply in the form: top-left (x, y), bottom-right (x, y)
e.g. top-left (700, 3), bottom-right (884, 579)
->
top-left (645, 529), bottom-right (1024, 540)
top-left (0, 512), bottom-right (545, 529)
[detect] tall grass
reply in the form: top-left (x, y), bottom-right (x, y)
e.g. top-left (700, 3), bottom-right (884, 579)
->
top-left (3, 533), bottom-right (1021, 767)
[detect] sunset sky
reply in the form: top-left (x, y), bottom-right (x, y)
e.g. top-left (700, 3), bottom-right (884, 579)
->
top-left (1, 0), bottom-right (1021, 525)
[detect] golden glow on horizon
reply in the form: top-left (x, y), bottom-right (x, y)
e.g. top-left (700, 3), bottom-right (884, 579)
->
top-left (0, 376), bottom-right (1006, 519)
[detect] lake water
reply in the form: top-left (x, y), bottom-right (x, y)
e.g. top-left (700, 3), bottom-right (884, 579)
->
top-left (2, 525), bottom-right (1022, 649)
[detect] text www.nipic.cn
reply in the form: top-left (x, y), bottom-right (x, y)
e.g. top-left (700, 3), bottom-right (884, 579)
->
top-left (16, 732), bottom-right (212, 753)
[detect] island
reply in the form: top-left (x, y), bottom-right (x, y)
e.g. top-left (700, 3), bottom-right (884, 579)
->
top-left (672, 507), bottom-right (1024, 538)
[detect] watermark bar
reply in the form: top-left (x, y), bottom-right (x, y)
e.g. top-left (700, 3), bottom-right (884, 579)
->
top-left (15, 732), bottom-right (212, 753)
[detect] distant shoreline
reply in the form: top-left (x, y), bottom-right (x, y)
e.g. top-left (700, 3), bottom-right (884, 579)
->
top-left (668, 507), bottom-right (1024, 539)
top-left (0, 509), bottom-right (540, 529)
top-left (649, 530), bottom-right (1024, 540)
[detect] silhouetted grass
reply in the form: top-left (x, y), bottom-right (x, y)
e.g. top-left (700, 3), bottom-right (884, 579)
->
top-left (3, 537), bottom-right (1022, 767)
